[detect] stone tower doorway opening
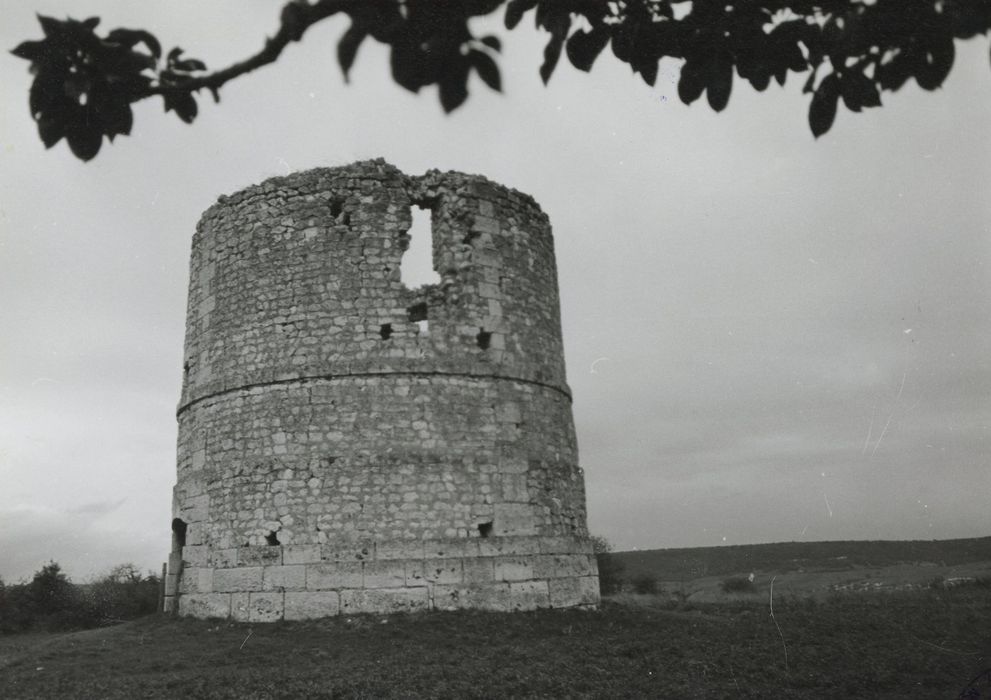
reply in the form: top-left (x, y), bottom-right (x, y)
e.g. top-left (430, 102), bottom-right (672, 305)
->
top-left (171, 518), bottom-right (187, 553)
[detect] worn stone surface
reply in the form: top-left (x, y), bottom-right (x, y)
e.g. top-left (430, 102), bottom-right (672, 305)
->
top-left (284, 591), bottom-right (340, 620)
top-left (170, 160), bottom-right (599, 617)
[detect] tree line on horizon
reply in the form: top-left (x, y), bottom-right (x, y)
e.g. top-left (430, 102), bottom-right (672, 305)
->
top-left (0, 561), bottom-right (160, 634)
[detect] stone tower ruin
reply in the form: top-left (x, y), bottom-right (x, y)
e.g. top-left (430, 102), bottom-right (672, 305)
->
top-left (165, 160), bottom-right (599, 620)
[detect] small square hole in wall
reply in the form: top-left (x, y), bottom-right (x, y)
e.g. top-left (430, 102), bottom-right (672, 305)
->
top-left (380, 323), bottom-right (393, 340)
top-left (329, 199), bottom-right (350, 226)
top-left (476, 328), bottom-right (491, 349)
top-left (407, 302), bottom-right (428, 322)
top-left (265, 530), bottom-right (281, 546)
top-left (477, 521), bottom-right (493, 538)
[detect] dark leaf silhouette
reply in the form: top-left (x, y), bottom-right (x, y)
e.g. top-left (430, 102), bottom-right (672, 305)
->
top-left (480, 35), bottom-right (501, 52)
top-left (678, 60), bottom-right (706, 106)
top-left (505, 0), bottom-right (536, 30)
top-left (66, 118), bottom-right (103, 161)
top-left (439, 57), bottom-right (471, 112)
top-left (10, 1), bottom-right (991, 160)
top-left (707, 53), bottom-right (733, 112)
top-left (470, 50), bottom-right (502, 92)
top-left (915, 39), bottom-right (955, 90)
top-left (566, 26), bottom-right (610, 73)
top-left (539, 29), bottom-right (566, 84)
top-left (106, 28), bottom-right (161, 59)
top-left (164, 91), bottom-right (198, 123)
top-left (840, 71), bottom-right (881, 113)
top-left (337, 24), bottom-right (367, 82)
top-left (809, 74), bottom-right (841, 138)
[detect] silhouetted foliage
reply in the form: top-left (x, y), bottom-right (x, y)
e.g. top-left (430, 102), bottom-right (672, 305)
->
top-left (26, 561), bottom-right (86, 629)
top-left (591, 535), bottom-right (626, 595)
top-left (12, 1), bottom-right (991, 160)
top-left (85, 563), bottom-right (160, 624)
top-left (0, 561), bottom-right (160, 633)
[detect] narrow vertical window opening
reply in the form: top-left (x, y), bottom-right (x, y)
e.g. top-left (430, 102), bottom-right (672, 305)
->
top-left (478, 521), bottom-right (493, 538)
top-left (400, 206), bottom-right (441, 288)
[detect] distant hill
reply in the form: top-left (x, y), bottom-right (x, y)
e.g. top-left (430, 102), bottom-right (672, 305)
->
top-left (613, 536), bottom-right (991, 580)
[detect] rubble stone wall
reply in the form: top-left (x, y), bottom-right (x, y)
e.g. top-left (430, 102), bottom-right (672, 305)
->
top-left (166, 160), bottom-right (598, 618)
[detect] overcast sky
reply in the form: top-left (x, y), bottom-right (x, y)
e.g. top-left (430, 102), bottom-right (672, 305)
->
top-left (1, 2), bottom-right (988, 583)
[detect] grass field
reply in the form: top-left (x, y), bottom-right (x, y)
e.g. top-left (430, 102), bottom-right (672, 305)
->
top-left (2, 585), bottom-right (989, 698)
top-left (614, 536), bottom-right (991, 603)
top-left (614, 536), bottom-right (991, 581)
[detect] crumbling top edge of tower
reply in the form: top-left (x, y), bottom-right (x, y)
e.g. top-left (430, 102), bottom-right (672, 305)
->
top-left (205, 158), bottom-right (546, 222)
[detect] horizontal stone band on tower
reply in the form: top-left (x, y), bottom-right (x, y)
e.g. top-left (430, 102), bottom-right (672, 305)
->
top-left (166, 159), bottom-right (598, 618)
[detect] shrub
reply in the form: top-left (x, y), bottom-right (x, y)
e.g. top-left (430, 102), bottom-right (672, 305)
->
top-left (720, 576), bottom-right (757, 594)
top-left (0, 561), bottom-right (160, 634)
top-left (591, 536), bottom-right (625, 596)
top-left (631, 574), bottom-right (659, 595)
top-left (85, 564), bottom-right (160, 624)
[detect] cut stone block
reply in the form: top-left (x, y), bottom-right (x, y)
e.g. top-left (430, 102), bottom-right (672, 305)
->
top-left (181, 593), bottom-right (231, 618)
top-left (538, 537), bottom-right (590, 555)
top-left (433, 583), bottom-right (511, 612)
top-left (340, 588), bottom-right (430, 614)
top-left (210, 548), bottom-right (238, 568)
top-left (406, 559), bottom-right (463, 586)
top-left (321, 543), bottom-right (374, 562)
top-left (549, 576), bottom-right (600, 607)
top-left (422, 540), bottom-right (468, 559)
top-left (509, 580), bottom-right (550, 611)
top-left (462, 558), bottom-right (496, 584)
top-left (239, 546), bottom-right (282, 566)
top-left (477, 536), bottom-right (542, 557)
top-left (285, 591), bottom-right (341, 620)
top-left (375, 540), bottom-right (424, 561)
top-left (283, 545), bottom-right (321, 565)
top-left (306, 562), bottom-right (363, 590)
top-left (181, 545), bottom-right (209, 567)
top-left (248, 591), bottom-right (285, 622)
top-left (178, 567), bottom-right (214, 594)
top-left (263, 565), bottom-right (306, 591)
top-left (231, 592), bottom-right (251, 622)
top-left (362, 561), bottom-right (407, 588)
top-left (214, 567), bottom-right (264, 592)
top-left (533, 554), bottom-right (594, 579)
top-left (494, 558), bottom-right (534, 582)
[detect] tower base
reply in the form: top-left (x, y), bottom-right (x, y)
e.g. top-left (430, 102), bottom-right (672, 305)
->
top-left (165, 535), bottom-right (599, 620)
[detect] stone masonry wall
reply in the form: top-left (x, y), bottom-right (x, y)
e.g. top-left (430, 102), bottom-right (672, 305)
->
top-left (166, 160), bottom-right (599, 619)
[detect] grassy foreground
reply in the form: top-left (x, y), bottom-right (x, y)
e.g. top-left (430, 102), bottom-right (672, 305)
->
top-left (1, 588), bottom-right (989, 698)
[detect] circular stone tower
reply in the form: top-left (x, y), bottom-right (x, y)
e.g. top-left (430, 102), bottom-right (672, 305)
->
top-left (165, 160), bottom-right (598, 620)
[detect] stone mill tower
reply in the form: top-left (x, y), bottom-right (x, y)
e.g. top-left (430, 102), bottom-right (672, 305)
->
top-left (165, 160), bottom-right (599, 620)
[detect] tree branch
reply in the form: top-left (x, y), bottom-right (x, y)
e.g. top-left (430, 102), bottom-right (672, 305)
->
top-left (141, 0), bottom-right (362, 99)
